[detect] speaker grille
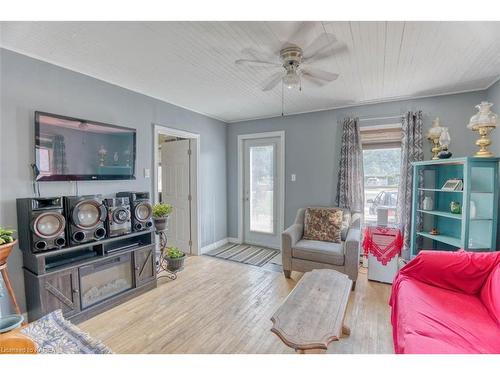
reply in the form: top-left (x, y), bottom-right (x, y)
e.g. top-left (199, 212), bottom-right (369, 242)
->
top-left (75, 200), bottom-right (102, 228)
top-left (135, 202), bottom-right (152, 221)
top-left (33, 212), bottom-right (66, 239)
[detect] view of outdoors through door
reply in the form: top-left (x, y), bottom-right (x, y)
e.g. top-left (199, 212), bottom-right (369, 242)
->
top-left (363, 148), bottom-right (401, 225)
top-left (249, 144), bottom-right (274, 233)
top-left (243, 135), bottom-right (281, 249)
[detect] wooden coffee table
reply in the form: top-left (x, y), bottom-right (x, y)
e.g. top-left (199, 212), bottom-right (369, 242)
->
top-left (271, 269), bottom-right (352, 353)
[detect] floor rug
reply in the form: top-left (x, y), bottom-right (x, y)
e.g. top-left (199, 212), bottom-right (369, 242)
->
top-left (205, 243), bottom-right (279, 267)
top-left (21, 310), bottom-right (113, 354)
top-left (269, 252), bottom-right (282, 266)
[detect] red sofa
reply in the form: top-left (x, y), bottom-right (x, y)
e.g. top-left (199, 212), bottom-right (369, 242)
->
top-left (389, 250), bottom-right (500, 354)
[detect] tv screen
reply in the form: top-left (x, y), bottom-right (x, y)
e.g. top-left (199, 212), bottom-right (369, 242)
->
top-left (35, 111), bottom-right (136, 181)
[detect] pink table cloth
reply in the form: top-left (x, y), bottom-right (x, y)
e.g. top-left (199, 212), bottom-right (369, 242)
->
top-left (362, 226), bottom-right (403, 265)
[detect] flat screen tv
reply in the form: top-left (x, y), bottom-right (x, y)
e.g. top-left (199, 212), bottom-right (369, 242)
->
top-left (35, 111), bottom-right (136, 181)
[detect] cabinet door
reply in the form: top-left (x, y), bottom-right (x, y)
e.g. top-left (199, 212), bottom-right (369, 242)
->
top-left (134, 246), bottom-right (156, 287)
top-left (40, 269), bottom-right (80, 318)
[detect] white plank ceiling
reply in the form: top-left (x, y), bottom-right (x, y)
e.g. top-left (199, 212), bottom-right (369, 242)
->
top-left (1, 21), bottom-right (499, 123)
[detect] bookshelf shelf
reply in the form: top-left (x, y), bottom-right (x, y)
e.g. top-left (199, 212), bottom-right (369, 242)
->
top-left (410, 157), bottom-right (499, 256)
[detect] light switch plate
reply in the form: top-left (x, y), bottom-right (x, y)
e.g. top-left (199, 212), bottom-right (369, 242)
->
top-left (291, 174), bottom-right (296, 182)
top-left (144, 168), bottom-right (150, 178)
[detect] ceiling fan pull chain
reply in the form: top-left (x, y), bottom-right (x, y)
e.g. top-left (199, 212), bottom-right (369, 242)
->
top-left (281, 80), bottom-right (284, 117)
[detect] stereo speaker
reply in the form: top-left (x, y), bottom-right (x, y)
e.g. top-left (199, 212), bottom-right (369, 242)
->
top-left (16, 197), bottom-right (67, 253)
top-left (116, 192), bottom-right (153, 232)
top-left (64, 195), bottom-right (107, 245)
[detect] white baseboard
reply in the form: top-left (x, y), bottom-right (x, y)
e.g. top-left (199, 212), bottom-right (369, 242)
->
top-left (201, 238), bottom-right (230, 254)
top-left (227, 237), bottom-right (240, 244)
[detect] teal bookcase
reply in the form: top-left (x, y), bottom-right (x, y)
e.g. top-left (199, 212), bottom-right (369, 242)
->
top-left (410, 157), bottom-right (499, 257)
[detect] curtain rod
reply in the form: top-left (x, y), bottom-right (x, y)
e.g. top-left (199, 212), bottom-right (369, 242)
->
top-left (358, 114), bottom-right (403, 122)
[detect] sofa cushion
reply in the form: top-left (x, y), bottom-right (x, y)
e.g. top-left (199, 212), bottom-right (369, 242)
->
top-left (480, 263), bottom-right (500, 325)
top-left (392, 277), bottom-right (500, 354)
top-left (303, 207), bottom-right (343, 243)
top-left (292, 239), bottom-right (344, 266)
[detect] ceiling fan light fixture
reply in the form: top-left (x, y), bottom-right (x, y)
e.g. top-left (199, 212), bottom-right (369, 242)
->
top-left (283, 70), bottom-right (300, 90)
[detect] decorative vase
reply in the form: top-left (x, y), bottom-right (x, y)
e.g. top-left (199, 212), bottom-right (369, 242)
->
top-left (166, 253), bottom-right (185, 272)
top-left (450, 201), bottom-right (461, 214)
top-left (153, 217), bottom-right (168, 232)
top-left (423, 196), bottom-right (433, 211)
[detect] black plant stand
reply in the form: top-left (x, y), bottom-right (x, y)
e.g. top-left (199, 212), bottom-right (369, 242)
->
top-left (155, 230), bottom-right (177, 281)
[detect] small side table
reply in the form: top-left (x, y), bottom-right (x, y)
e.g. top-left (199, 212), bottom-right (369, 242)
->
top-left (362, 226), bottom-right (403, 284)
top-left (155, 230), bottom-right (177, 281)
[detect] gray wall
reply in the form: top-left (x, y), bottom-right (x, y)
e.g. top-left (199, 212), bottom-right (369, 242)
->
top-left (0, 48), bottom-right (228, 315)
top-left (227, 90), bottom-right (488, 238)
top-left (486, 78), bottom-right (500, 249)
top-left (487, 79), bottom-right (500, 155)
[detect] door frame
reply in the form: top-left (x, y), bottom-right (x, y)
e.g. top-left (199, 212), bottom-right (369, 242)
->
top-left (153, 124), bottom-right (201, 255)
top-left (237, 131), bottom-right (285, 248)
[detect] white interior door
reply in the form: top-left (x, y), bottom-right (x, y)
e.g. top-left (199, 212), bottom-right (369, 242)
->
top-left (243, 137), bottom-right (282, 249)
top-left (161, 139), bottom-right (192, 253)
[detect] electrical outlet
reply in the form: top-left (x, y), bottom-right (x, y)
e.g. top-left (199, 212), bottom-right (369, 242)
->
top-left (144, 168), bottom-right (150, 178)
top-left (291, 174), bottom-right (296, 182)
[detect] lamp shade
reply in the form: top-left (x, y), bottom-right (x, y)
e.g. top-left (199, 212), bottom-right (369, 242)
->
top-left (283, 70), bottom-right (300, 89)
top-left (439, 127), bottom-right (451, 147)
top-left (427, 117), bottom-right (443, 138)
top-left (467, 102), bottom-right (497, 130)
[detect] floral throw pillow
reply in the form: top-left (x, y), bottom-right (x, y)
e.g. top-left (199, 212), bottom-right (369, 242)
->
top-left (303, 208), bottom-right (343, 243)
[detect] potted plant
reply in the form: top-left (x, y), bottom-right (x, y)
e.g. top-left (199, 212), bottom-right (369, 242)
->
top-left (152, 203), bottom-right (173, 231)
top-left (0, 227), bottom-right (16, 267)
top-left (163, 246), bottom-right (185, 272)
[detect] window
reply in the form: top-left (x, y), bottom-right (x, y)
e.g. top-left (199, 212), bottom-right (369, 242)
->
top-left (360, 125), bottom-right (402, 225)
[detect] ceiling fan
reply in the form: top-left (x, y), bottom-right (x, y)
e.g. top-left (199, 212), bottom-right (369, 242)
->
top-left (235, 22), bottom-right (345, 92)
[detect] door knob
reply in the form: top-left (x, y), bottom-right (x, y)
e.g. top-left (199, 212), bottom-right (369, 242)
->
top-left (72, 288), bottom-right (79, 294)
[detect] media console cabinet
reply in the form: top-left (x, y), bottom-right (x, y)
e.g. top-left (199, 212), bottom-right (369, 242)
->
top-left (22, 230), bottom-right (157, 323)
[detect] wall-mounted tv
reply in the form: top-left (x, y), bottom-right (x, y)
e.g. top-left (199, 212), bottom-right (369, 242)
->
top-left (35, 111), bottom-right (136, 181)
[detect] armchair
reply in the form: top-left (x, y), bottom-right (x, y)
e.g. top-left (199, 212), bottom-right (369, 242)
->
top-left (282, 207), bottom-right (362, 289)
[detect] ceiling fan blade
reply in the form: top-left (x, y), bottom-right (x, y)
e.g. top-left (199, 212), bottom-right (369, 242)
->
top-left (241, 47), bottom-right (277, 63)
top-left (262, 72), bottom-right (284, 91)
top-left (301, 74), bottom-right (326, 87)
top-left (302, 68), bottom-right (339, 82)
top-left (302, 33), bottom-right (337, 58)
top-left (285, 21), bottom-right (317, 47)
top-left (302, 44), bottom-right (349, 63)
top-left (235, 59), bottom-right (281, 68)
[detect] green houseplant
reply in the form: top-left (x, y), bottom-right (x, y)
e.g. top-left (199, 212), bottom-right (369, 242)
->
top-left (152, 203), bottom-right (173, 231)
top-left (163, 246), bottom-right (185, 272)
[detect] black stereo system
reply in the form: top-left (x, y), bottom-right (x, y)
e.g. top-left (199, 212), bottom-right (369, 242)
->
top-left (116, 192), bottom-right (153, 232)
top-left (16, 192), bottom-right (151, 253)
top-left (104, 197), bottom-right (132, 237)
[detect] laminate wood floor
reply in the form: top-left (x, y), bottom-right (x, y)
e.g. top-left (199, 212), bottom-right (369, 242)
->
top-left (78, 255), bottom-right (393, 353)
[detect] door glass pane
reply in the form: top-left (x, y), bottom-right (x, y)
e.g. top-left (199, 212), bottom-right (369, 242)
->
top-left (250, 145), bottom-right (274, 233)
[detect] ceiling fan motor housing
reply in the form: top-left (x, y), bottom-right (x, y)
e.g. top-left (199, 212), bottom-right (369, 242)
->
top-left (280, 46), bottom-right (303, 70)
